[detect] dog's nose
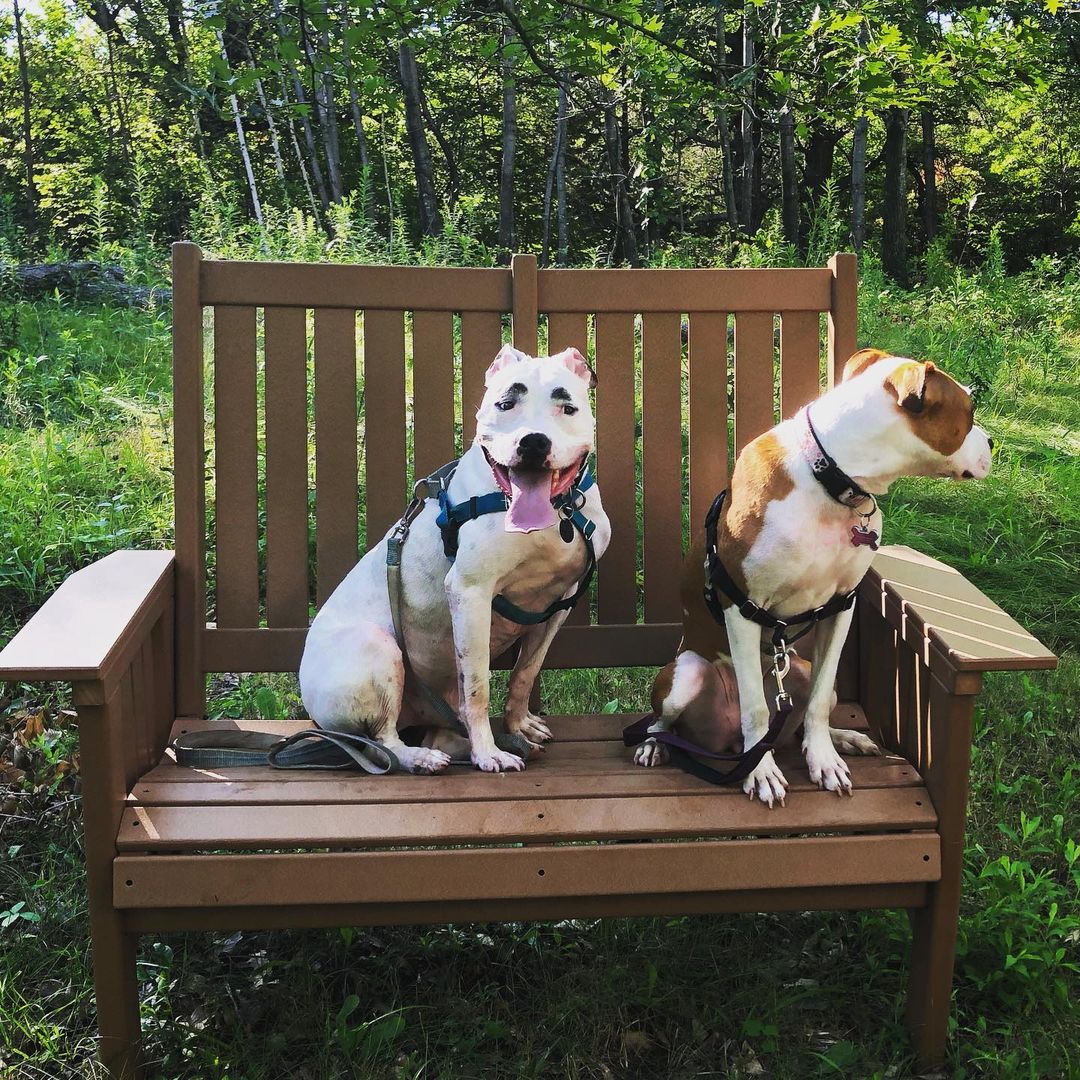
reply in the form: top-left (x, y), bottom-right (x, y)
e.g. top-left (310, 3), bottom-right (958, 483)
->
top-left (517, 432), bottom-right (551, 460)
top-left (988, 437), bottom-right (995, 450)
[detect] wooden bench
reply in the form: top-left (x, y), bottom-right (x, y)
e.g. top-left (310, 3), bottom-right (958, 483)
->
top-left (0, 244), bottom-right (1056, 1078)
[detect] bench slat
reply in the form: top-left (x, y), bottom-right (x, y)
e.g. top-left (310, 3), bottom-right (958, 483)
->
top-left (313, 308), bottom-right (359, 606)
top-left (593, 313), bottom-right (638, 623)
top-left (213, 306), bottom-right (259, 626)
top-left (264, 306), bottom-right (310, 626)
top-left (687, 311), bottom-right (729, 532)
top-left (129, 754), bottom-right (922, 806)
top-left (733, 311), bottom-right (775, 453)
top-left (114, 833), bottom-right (940, 909)
top-left (546, 311), bottom-right (592, 625)
top-left (362, 309), bottom-right (407, 544)
top-left (641, 312), bottom-right (684, 620)
top-left (780, 310), bottom-right (822, 418)
top-left (118, 785), bottom-right (936, 851)
top-left (459, 311), bottom-right (502, 445)
top-left (412, 310), bottom-right (456, 479)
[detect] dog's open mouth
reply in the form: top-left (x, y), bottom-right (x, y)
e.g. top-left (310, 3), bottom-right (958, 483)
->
top-left (483, 447), bottom-right (587, 533)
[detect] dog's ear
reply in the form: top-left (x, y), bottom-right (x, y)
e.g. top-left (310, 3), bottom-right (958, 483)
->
top-left (552, 346), bottom-right (597, 389)
top-left (484, 344), bottom-right (530, 386)
top-left (843, 347), bottom-right (891, 382)
top-left (884, 360), bottom-right (936, 414)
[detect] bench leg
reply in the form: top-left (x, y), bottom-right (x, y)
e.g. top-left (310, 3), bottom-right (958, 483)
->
top-left (77, 690), bottom-right (144, 1079)
top-left (903, 675), bottom-right (975, 1068)
top-left (90, 918), bottom-right (143, 1080)
top-left (906, 875), bottom-right (961, 1066)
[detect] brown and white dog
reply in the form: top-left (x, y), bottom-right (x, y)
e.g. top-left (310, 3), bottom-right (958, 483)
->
top-left (635, 349), bottom-right (992, 806)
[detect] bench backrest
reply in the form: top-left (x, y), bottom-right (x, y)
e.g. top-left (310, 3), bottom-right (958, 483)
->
top-left (171, 243), bottom-right (857, 716)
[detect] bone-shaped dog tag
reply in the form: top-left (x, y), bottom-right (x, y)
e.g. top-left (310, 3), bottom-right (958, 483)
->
top-left (850, 525), bottom-right (879, 550)
top-left (560, 518), bottom-right (575, 544)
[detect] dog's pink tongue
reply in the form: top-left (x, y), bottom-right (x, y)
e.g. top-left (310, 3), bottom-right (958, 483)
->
top-left (507, 469), bottom-right (556, 533)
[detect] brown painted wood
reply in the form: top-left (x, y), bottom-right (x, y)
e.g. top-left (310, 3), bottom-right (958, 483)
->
top-left (546, 312), bottom-right (589, 356)
top-left (115, 833), bottom-right (939, 909)
top-left (733, 311), bottom-right (775, 452)
top-left (362, 309), bottom-right (408, 544)
top-left (687, 311), bottom-right (729, 531)
top-left (0, 551), bottom-right (174, 688)
top-left (213, 305), bottom-right (259, 626)
top-left (313, 308), bottom-right (359, 606)
top-left (512, 253), bottom-right (539, 356)
top-left (78, 679), bottom-right (144, 1079)
top-left (537, 267), bottom-right (832, 313)
top-left (118, 784), bottom-right (936, 852)
top-left (460, 311), bottom-right (504, 444)
top-left (593, 313), bottom-right (638, 624)
top-left (827, 253), bottom-right (857, 387)
top-left (202, 260), bottom-right (511, 310)
top-left (200, 622), bottom-right (681, 672)
top-left (867, 546), bottom-right (1056, 672)
top-left (124, 882), bottom-right (930, 934)
top-left (641, 312), bottom-right (684, 619)
top-left (263, 307), bottom-right (310, 626)
top-left (779, 310), bottom-right (821, 418)
top-left (907, 673), bottom-right (976, 1066)
top-left (412, 310), bottom-right (456, 478)
top-left (546, 311), bottom-right (592, 624)
top-left (171, 242), bottom-right (206, 717)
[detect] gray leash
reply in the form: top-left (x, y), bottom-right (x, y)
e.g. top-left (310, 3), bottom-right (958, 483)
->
top-left (173, 728), bottom-right (398, 773)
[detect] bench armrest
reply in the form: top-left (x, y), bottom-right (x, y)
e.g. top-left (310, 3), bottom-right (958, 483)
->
top-left (0, 550), bottom-right (175, 688)
top-left (859, 545), bottom-right (1057, 682)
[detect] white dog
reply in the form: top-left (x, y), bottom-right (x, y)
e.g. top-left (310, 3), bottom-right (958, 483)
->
top-left (635, 349), bottom-right (992, 805)
top-left (300, 344), bottom-right (610, 773)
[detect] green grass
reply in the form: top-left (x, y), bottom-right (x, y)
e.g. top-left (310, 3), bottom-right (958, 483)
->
top-left (1, 254), bottom-right (1078, 1078)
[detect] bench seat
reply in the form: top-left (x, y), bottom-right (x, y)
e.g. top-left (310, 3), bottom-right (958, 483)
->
top-left (113, 707), bottom-right (941, 924)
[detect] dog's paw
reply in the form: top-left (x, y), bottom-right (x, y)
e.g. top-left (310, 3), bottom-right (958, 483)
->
top-left (397, 746), bottom-right (452, 774)
top-left (805, 737), bottom-right (853, 795)
top-left (829, 727), bottom-right (881, 757)
top-left (634, 737), bottom-right (669, 767)
top-left (507, 711), bottom-right (553, 746)
top-left (742, 751), bottom-right (788, 808)
top-left (472, 747), bottom-right (525, 773)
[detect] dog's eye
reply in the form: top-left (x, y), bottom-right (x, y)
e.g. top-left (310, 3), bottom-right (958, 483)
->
top-left (495, 400), bottom-right (515, 412)
top-left (562, 404), bottom-right (578, 416)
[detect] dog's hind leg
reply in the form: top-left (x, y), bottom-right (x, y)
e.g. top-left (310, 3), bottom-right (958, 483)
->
top-left (300, 622), bottom-right (451, 774)
top-left (635, 651), bottom-right (717, 768)
top-left (829, 727), bottom-right (882, 756)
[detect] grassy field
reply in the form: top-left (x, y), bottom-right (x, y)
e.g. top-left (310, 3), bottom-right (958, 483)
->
top-left (0, 249), bottom-right (1078, 1078)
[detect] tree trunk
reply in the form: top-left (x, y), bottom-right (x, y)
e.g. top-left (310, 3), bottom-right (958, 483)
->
top-left (738, 1), bottom-right (755, 235)
top-left (272, 0), bottom-right (329, 211)
top-left (541, 76), bottom-right (564, 267)
top-left (498, 17), bottom-right (517, 263)
top-left (339, 0), bottom-right (370, 175)
top-left (602, 95), bottom-right (639, 267)
top-left (12, 0), bottom-right (37, 227)
top-left (397, 42), bottom-right (442, 237)
top-left (803, 122), bottom-right (838, 205)
top-left (238, 38), bottom-right (286, 185)
top-left (921, 108), bottom-right (938, 244)
top-left (276, 71), bottom-right (322, 223)
top-left (555, 78), bottom-right (569, 266)
top-left (850, 114), bottom-right (869, 252)
top-left (302, 23), bottom-right (343, 203)
top-left (419, 86), bottom-right (461, 209)
top-left (882, 106), bottom-right (910, 286)
top-left (216, 29), bottom-right (264, 229)
top-left (779, 102), bottom-right (799, 248)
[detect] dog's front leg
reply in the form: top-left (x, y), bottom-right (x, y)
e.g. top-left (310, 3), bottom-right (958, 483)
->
top-left (723, 609), bottom-right (788, 807)
top-left (503, 610), bottom-right (570, 749)
top-left (446, 569), bottom-right (525, 773)
top-left (802, 607), bottom-right (864, 794)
